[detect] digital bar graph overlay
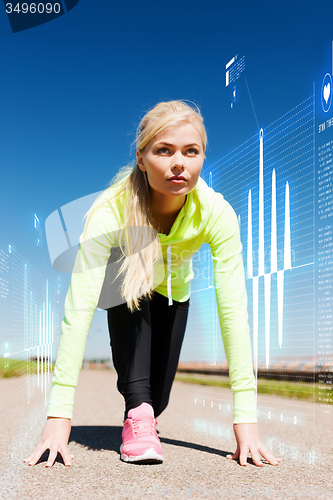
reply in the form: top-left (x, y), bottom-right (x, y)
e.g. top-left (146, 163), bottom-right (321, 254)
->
top-left (194, 95), bottom-right (315, 366)
top-left (0, 246), bottom-right (60, 437)
top-left (190, 94), bottom-right (328, 439)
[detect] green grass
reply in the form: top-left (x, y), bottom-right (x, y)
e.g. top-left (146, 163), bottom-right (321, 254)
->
top-left (175, 373), bottom-right (333, 404)
top-left (0, 357), bottom-right (53, 378)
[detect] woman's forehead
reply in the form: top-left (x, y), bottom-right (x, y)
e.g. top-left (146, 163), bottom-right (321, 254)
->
top-left (150, 121), bottom-right (203, 144)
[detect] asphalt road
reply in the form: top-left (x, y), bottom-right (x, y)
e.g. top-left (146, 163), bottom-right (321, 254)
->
top-left (1, 370), bottom-right (332, 499)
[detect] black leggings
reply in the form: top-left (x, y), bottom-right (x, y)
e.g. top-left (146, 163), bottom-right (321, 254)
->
top-left (107, 292), bottom-right (190, 418)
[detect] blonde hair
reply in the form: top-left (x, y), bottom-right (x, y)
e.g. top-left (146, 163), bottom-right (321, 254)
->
top-left (86, 100), bottom-right (207, 311)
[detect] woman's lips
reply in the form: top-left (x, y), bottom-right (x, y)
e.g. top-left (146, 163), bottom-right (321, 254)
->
top-left (168, 176), bottom-right (186, 183)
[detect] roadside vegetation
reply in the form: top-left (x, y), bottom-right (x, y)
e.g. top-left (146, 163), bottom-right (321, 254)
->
top-left (0, 357), bottom-right (52, 378)
top-left (1, 358), bottom-right (331, 404)
top-left (175, 373), bottom-right (333, 404)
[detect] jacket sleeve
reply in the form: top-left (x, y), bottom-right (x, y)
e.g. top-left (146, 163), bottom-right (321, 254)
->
top-left (207, 198), bottom-right (257, 424)
top-left (47, 204), bottom-right (116, 418)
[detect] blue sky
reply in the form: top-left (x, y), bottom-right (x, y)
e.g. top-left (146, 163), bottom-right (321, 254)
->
top-left (1, 0), bottom-right (333, 360)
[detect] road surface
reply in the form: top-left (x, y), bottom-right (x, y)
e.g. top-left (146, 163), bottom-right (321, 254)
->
top-left (1, 370), bottom-right (332, 499)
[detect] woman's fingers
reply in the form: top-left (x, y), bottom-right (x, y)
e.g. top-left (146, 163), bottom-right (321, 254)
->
top-left (249, 449), bottom-right (263, 467)
top-left (226, 445), bottom-right (239, 461)
top-left (24, 442), bottom-right (48, 466)
top-left (45, 448), bottom-right (58, 468)
top-left (239, 451), bottom-right (249, 466)
top-left (227, 450), bottom-right (249, 466)
top-left (227, 443), bottom-right (249, 466)
top-left (227, 444), bottom-right (280, 467)
top-left (24, 446), bottom-right (73, 467)
top-left (237, 443), bottom-right (251, 466)
top-left (60, 446), bottom-right (73, 467)
top-left (231, 423), bottom-right (282, 467)
top-left (258, 444), bottom-right (281, 466)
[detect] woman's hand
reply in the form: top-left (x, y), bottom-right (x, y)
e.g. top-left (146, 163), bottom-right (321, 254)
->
top-left (227, 423), bottom-right (281, 467)
top-left (24, 417), bottom-right (73, 467)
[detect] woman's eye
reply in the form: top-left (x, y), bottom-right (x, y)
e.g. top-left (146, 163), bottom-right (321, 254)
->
top-left (157, 148), bottom-right (170, 154)
top-left (186, 148), bottom-right (199, 155)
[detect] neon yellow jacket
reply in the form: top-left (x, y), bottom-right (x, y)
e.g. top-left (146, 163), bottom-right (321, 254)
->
top-left (48, 176), bottom-right (257, 423)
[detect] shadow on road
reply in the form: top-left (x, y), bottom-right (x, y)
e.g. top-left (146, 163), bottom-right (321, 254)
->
top-left (68, 425), bottom-right (234, 460)
top-left (23, 426), bottom-right (122, 466)
top-left (69, 425), bottom-right (122, 452)
top-left (34, 426), bottom-right (254, 467)
top-left (160, 436), bottom-right (231, 458)
top-left (67, 425), bottom-right (234, 459)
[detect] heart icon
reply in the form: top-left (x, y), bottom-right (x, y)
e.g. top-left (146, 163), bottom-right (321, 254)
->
top-left (324, 83), bottom-right (331, 104)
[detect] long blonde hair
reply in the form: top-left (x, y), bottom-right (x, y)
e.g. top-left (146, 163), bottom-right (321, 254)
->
top-left (86, 100), bottom-right (207, 311)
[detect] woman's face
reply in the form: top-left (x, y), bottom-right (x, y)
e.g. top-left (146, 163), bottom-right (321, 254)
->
top-left (136, 121), bottom-right (205, 203)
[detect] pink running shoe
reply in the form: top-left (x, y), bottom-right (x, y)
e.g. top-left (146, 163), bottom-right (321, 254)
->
top-left (120, 403), bottom-right (164, 463)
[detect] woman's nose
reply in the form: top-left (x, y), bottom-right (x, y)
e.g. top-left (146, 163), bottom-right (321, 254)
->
top-left (171, 163), bottom-right (185, 173)
top-left (171, 154), bottom-right (185, 172)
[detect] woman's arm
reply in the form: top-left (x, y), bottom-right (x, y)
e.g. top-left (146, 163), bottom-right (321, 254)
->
top-left (48, 206), bottom-right (115, 418)
top-left (25, 199), bottom-right (120, 466)
top-left (208, 201), bottom-right (257, 422)
top-left (207, 199), bottom-right (280, 465)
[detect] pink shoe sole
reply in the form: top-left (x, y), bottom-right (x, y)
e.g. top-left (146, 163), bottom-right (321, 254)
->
top-left (120, 443), bottom-right (163, 463)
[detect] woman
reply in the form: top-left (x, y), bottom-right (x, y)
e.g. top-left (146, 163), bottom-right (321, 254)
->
top-left (25, 100), bottom-right (280, 467)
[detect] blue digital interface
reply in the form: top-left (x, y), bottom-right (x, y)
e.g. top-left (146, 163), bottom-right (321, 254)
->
top-left (184, 49), bottom-right (333, 443)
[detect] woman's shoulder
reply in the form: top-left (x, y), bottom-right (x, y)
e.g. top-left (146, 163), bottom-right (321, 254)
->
top-left (92, 180), bottom-right (127, 212)
top-left (82, 184), bottom-right (127, 240)
top-left (194, 176), bottom-right (231, 213)
top-left (194, 177), bottom-right (239, 235)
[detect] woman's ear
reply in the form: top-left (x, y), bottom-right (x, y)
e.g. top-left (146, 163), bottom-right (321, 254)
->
top-left (136, 149), bottom-right (146, 171)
